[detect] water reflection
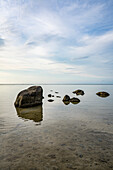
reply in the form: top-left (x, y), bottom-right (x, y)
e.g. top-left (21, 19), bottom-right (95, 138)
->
top-left (63, 101), bottom-right (70, 105)
top-left (16, 105), bottom-right (43, 124)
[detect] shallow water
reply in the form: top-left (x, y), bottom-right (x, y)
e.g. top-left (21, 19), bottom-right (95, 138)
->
top-left (0, 85), bottom-right (113, 170)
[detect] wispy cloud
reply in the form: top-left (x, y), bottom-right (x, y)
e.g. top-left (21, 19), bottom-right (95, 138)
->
top-left (0, 0), bottom-right (113, 83)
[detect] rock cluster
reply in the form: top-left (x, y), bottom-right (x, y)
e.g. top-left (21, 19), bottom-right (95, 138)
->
top-left (63, 95), bottom-right (80, 105)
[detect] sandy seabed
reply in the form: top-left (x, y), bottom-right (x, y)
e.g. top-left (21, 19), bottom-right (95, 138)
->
top-left (0, 119), bottom-right (113, 170)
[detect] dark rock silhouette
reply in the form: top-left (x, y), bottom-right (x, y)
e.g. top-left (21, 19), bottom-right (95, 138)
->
top-left (96, 91), bottom-right (110, 98)
top-left (48, 99), bottom-right (54, 102)
top-left (73, 89), bottom-right (84, 95)
top-left (48, 94), bottom-right (52, 97)
top-left (62, 95), bottom-right (70, 101)
top-left (63, 95), bottom-right (80, 105)
top-left (56, 96), bottom-right (61, 98)
top-left (14, 86), bottom-right (43, 108)
top-left (70, 97), bottom-right (80, 104)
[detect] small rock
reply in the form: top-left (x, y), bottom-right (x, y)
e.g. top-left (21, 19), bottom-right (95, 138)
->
top-left (62, 95), bottom-right (70, 101)
top-left (70, 97), bottom-right (80, 104)
top-left (48, 94), bottom-right (52, 97)
top-left (48, 99), bottom-right (54, 102)
top-left (79, 154), bottom-right (83, 158)
top-left (96, 91), bottom-right (110, 97)
top-left (56, 96), bottom-right (61, 98)
top-left (55, 92), bottom-right (59, 94)
top-left (73, 89), bottom-right (84, 95)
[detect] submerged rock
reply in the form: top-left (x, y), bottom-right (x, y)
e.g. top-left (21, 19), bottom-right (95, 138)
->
top-left (73, 89), bottom-right (84, 95)
top-left (14, 86), bottom-right (43, 108)
top-left (96, 91), bottom-right (110, 98)
top-left (48, 99), bottom-right (54, 102)
top-left (55, 92), bottom-right (59, 94)
top-left (70, 97), bottom-right (80, 104)
top-left (56, 96), bottom-right (61, 98)
top-left (62, 95), bottom-right (70, 101)
top-left (16, 105), bottom-right (43, 123)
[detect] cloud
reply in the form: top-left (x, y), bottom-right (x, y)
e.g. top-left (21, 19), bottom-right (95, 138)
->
top-left (0, 0), bottom-right (113, 83)
top-left (0, 38), bottom-right (5, 46)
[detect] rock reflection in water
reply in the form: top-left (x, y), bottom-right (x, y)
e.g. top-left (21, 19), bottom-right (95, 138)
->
top-left (63, 101), bottom-right (70, 105)
top-left (16, 105), bottom-right (43, 124)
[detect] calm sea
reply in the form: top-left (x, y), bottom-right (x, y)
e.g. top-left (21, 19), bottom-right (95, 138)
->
top-left (0, 85), bottom-right (113, 169)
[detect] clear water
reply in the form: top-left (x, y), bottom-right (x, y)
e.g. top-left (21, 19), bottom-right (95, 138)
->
top-left (0, 85), bottom-right (113, 170)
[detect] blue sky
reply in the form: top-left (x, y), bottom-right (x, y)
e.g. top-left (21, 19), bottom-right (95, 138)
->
top-left (0, 0), bottom-right (113, 84)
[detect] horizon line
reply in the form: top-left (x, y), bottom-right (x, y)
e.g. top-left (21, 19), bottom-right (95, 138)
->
top-left (0, 83), bottom-right (113, 85)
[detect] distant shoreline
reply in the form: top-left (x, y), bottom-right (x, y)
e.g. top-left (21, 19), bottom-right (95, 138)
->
top-left (0, 84), bottom-right (113, 85)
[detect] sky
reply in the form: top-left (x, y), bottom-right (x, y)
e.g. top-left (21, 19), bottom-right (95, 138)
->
top-left (0, 0), bottom-right (113, 84)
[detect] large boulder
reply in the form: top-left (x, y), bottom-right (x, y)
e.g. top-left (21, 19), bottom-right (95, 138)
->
top-left (96, 91), bottom-right (110, 98)
top-left (14, 86), bottom-right (43, 108)
top-left (73, 89), bottom-right (84, 95)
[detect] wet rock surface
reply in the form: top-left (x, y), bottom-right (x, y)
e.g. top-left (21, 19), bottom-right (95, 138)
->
top-left (96, 91), bottom-right (110, 98)
top-left (73, 89), bottom-right (85, 95)
top-left (14, 86), bottom-right (43, 108)
top-left (70, 97), bottom-right (80, 104)
top-left (62, 95), bottom-right (70, 101)
top-left (63, 95), bottom-right (80, 105)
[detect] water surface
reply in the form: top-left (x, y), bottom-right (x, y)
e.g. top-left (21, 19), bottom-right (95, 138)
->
top-left (0, 85), bottom-right (113, 170)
